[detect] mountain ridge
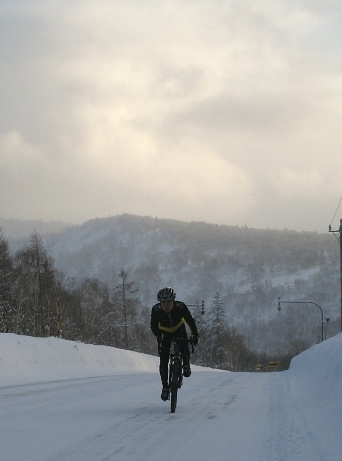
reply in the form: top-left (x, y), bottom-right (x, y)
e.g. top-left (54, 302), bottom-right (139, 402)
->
top-left (2, 214), bottom-right (340, 354)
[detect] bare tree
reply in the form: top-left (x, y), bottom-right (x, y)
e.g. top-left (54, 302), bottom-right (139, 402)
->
top-left (78, 278), bottom-right (109, 344)
top-left (0, 230), bottom-right (14, 332)
top-left (13, 232), bottom-right (57, 336)
top-left (111, 270), bottom-right (138, 350)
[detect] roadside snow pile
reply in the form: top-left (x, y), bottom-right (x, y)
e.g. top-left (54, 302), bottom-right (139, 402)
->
top-left (289, 332), bottom-right (342, 404)
top-left (0, 333), bottom-right (158, 387)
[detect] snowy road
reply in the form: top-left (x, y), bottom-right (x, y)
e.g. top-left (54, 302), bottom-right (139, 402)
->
top-left (1, 367), bottom-right (338, 461)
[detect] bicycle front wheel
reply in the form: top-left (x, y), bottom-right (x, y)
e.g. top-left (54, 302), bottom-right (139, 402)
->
top-left (170, 360), bottom-right (181, 413)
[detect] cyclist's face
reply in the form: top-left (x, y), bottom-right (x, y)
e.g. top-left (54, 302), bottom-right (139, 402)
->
top-left (161, 300), bottom-right (174, 313)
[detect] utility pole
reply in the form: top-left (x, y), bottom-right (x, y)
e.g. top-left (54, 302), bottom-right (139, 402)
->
top-left (329, 218), bottom-right (342, 332)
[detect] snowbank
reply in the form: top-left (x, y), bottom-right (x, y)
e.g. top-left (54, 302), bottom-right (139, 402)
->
top-left (0, 334), bottom-right (158, 387)
top-left (289, 332), bottom-right (342, 404)
top-left (2, 330), bottom-right (342, 408)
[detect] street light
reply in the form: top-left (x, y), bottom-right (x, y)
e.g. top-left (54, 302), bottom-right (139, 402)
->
top-left (277, 297), bottom-right (325, 342)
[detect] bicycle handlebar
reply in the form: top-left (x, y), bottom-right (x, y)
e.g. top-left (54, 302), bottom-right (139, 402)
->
top-left (170, 336), bottom-right (196, 354)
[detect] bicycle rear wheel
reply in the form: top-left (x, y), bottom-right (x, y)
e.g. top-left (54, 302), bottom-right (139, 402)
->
top-left (170, 360), bottom-right (181, 413)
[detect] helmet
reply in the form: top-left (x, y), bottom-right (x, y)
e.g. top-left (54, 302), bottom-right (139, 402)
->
top-left (157, 287), bottom-right (176, 302)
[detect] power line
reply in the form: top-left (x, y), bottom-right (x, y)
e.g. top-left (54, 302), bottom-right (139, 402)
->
top-left (330, 197), bottom-right (342, 228)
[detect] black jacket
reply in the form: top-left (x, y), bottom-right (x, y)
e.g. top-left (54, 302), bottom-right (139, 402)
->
top-left (150, 301), bottom-right (198, 338)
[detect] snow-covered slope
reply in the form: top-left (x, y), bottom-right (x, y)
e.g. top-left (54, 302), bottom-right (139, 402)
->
top-left (0, 333), bottom-right (341, 460)
top-left (289, 333), bottom-right (342, 405)
top-left (0, 333), bottom-right (159, 387)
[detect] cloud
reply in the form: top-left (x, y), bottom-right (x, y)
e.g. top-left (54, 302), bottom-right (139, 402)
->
top-left (275, 168), bottom-right (324, 200)
top-left (1, 1), bottom-right (342, 231)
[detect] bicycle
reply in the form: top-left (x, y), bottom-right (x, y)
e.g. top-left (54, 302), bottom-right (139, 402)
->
top-left (168, 336), bottom-right (195, 413)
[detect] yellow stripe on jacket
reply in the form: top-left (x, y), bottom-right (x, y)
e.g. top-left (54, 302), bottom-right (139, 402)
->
top-left (158, 318), bottom-right (185, 333)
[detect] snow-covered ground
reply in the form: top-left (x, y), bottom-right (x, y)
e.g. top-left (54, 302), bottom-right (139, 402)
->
top-left (1, 333), bottom-right (341, 461)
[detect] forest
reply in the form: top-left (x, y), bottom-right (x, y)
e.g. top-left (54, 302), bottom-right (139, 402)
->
top-left (1, 214), bottom-right (341, 371)
top-left (0, 229), bottom-right (289, 371)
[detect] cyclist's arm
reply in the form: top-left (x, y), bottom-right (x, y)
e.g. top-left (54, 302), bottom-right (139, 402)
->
top-left (150, 304), bottom-right (161, 337)
top-left (179, 302), bottom-right (198, 337)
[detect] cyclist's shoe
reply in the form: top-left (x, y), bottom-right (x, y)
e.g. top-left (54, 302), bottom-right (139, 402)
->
top-left (183, 364), bottom-right (191, 377)
top-left (161, 386), bottom-right (169, 401)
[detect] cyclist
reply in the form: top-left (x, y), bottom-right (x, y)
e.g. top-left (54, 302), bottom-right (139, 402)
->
top-left (151, 287), bottom-right (199, 401)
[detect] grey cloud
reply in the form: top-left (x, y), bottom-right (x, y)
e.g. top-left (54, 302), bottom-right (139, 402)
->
top-left (1, 1), bottom-right (342, 231)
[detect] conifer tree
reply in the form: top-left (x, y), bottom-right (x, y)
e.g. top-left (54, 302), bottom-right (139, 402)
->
top-left (208, 292), bottom-right (227, 368)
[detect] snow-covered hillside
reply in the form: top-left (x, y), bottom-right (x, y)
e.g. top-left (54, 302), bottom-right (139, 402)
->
top-left (3, 214), bottom-right (341, 354)
top-left (1, 333), bottom-right (341, 460)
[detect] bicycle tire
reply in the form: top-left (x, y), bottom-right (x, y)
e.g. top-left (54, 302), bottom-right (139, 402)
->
top-left (170, 360), bottom-right (180, 413)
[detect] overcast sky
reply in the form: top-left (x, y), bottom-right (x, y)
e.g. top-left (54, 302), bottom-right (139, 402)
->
top-left (1, 0), bottom-right (342, 232)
